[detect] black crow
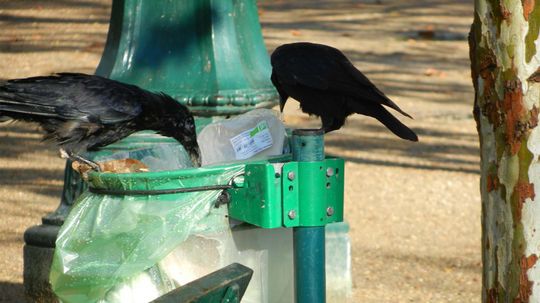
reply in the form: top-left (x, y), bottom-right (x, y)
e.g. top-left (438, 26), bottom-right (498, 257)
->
top-left (0, 73), bottom-right (201, 167)
top-left (271, 42), bottom-right (418, 141)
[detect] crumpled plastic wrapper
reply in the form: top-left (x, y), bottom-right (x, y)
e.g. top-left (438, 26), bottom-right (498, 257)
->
top-left (197, 108), bottom-right (286, 166)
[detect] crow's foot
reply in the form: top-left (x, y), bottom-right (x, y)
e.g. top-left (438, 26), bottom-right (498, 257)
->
top-left (60, 149), bottom-right (101, 171)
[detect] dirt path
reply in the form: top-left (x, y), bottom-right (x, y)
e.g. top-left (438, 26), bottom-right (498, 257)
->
top-left (0, 1), bottom-right (479, 302)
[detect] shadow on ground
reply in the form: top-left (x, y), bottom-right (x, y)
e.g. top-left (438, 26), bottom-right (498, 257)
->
top-left (0, 0), bottom-right (110, 54)
top-left (326, 120), bottom-right (479, 174)
top-left (0, 123), bottom-right (63, 199)
top-left (0, 281), bottom-right (26, 302)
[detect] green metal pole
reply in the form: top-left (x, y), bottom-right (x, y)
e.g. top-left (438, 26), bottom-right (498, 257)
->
top-left (291, 129), bottom-right (326, 303)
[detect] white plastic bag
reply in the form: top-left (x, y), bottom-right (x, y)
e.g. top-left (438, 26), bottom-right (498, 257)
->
top-left (198, 109), bottom-right (286, 166)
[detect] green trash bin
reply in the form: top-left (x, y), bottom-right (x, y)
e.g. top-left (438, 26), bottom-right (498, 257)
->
top-left (49, 158), bottom-right (243, 302)
top-left (49, 153), bottom-right (290, 303)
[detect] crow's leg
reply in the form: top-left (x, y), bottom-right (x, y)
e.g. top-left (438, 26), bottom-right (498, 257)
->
top-left (321, 115), bottom-right (346, 133)
top-left (59, 148), bottom-right (101, 171)
top-left (321, 116), bottom-right (334, 133)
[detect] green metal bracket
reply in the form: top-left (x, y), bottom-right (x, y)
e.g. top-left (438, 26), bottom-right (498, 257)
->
top-left (151, 263), bottom-right (252, 303)
top-left (227, 157), bottom-right (344, 228)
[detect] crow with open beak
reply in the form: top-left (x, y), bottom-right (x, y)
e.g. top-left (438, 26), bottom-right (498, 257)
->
top-left (0, 73), bottom-right (201, 167)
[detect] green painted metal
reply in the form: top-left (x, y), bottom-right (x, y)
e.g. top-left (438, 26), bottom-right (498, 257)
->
top-left (220, 286), bottom-right (240, 303)
top-left (228, 163), bottom-right (282, 228)
top-left (281, 161), bottom-right (300, 227)
top-left (294, 227), bottom-right (326, 303)
top-left (227, 157), bottom-right (344, 228)
top-left (151, 263), bottom-right (252, 303)
top-left (87, 155), bottom-right (290, 192)
top-left (291, 129), bottom-right (325, 162)
top-left (284, 159), bottom-right (344, 227)
top-left (291, 129), bottom-right (326, 303)
top-left (96, 0), bottom-right (278, 116)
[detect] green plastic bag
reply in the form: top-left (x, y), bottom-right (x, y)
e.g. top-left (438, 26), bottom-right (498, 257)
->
top-left (50, 160), bottom-right (244, 303)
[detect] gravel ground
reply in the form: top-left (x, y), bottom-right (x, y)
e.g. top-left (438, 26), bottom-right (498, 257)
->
top-left (0, 0), bottom-right (479, 302)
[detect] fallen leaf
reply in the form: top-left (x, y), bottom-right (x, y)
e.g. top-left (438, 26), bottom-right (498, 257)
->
top-left (7, 36), bottom-right (22, 43)
top-left (290, 30), bottom-right (302, 36)
top-left (424, 68), bottom-right (438, 76)
top-left (83, 41), bottom-right (105, 52)
top-left (424, 67), bottom-right (446, 77)
top-left (417, 25), bottom-right (436, 39)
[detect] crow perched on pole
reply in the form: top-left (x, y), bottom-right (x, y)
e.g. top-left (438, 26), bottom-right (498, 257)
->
top-left (0, 73), bottom-right (201, 167)
top-left (271, 42), bottom-right (418, 141)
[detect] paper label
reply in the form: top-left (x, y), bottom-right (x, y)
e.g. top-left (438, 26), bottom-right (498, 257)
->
top-left (230, 121), bottom-right (273, 160)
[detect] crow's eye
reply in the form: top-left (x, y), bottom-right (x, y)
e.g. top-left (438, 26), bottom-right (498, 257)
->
top-left (187, 119), bottom-right (195, 132)
top-left (178, 117), bottom-right (195, 134)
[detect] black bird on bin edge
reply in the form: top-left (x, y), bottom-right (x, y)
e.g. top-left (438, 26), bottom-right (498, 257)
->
top-left (271, 42), bottom-right (418, 141)
top-left (0, 73), bottom-right (201, 168)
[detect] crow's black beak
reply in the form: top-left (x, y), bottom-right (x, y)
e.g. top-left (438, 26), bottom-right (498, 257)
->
top-left (279, 98), bottom-right (286, 112)
top-left (189, 146), bottom-right (201, 167)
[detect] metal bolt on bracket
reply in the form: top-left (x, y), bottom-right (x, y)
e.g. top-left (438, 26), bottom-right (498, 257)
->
top-left (287, 171), bottom-right (296, 181)
top-left (326, 207), bottom-right (334, 217)
top-left (326, 167), bottom-right (334, 177)
top-left (288, 210), bottom-right (297, 220)
top-left (215, 191), bottom-right (231, 208)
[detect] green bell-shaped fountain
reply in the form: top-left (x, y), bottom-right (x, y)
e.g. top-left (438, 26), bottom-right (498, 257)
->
top-left (97, 0), bottom-right (277, 115)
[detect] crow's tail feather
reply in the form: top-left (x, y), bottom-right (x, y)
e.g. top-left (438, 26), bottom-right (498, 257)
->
top-left (368, 87), bottom-right (413, 119)
top-left (349, 101), bottom-right (418, 141)
top-left (375, 108), bottom-right (418, 141)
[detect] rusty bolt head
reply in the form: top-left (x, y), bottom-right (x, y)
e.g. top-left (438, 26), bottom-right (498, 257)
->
top-left (215, 191), bottom-right (231, 208)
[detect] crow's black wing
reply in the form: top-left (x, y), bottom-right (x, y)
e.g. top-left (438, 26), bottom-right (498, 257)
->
top-left (0, 73), bottom-right (143, 124)
top-left (337, 57), bottom-right (412, 118)
top-left (272, 42), bottom-right (376, 93)
top-left (271, 44), bottom-right (330, 90)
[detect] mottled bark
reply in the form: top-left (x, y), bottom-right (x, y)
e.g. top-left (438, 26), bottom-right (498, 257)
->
top-left (472, 1), bottom-right (540, 302)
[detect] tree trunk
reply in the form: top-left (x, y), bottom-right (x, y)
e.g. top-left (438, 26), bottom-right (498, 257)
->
top-left (471, 1), bottom-right (540, 302)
